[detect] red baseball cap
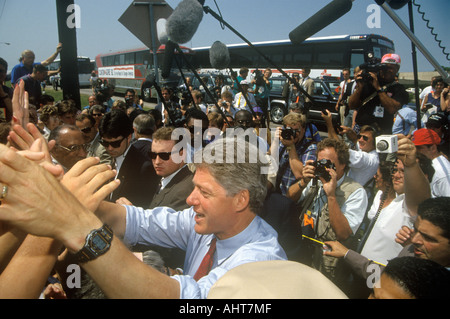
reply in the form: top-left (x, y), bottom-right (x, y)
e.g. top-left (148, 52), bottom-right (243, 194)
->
top-left (381, 53), bottom-right (401, 66)
top-left (412, 128), bottom-right (441, 146)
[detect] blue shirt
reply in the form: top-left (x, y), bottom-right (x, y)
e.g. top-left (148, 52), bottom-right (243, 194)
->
top-left (392, 105), bottom-right (420, 135)
top-left (11, 62), bottom-right (40, 85)
top-left (123, 205), bottom-right (287, 299)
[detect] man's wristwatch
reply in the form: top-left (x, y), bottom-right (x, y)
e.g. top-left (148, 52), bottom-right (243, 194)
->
top-left (72, 224), bottom-right (113, 263)
top-left (377, 87), bottom-right (385, 94)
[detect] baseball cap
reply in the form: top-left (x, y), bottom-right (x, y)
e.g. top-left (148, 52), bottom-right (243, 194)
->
top-left (240, 79), bottom-right (250, 86)
top-left (412, 128), bottom-right (441, 146)
top-left (381, 53), bottom-right (401, 66)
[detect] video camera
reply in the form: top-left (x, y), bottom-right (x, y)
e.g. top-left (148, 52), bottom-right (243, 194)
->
top-left (253, 68), bottom-right (265, 87)
top-left (358, 57), bottom-right (387, 85)
top-left (313, 159), bottom-right (336, 182)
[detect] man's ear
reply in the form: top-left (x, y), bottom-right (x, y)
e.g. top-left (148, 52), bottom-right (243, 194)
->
top-left (233, 189), bottom-right (250, 213)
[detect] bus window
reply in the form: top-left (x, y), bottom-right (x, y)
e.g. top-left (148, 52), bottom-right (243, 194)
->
top-left (136, 50), bottom-right (151, 66)
top-left (125, 52), bottom-right (135, 65)
top-left (350, 52), bottom-right (365, 73)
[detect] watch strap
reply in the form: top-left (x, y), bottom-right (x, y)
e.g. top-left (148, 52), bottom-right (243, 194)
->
top-left (72, 224), bottom-right (113, 263)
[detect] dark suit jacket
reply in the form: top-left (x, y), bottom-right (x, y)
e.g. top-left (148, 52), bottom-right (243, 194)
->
top-left (260, 192), bottom-right (302, 262)
top-left (134, 165), bottom-right (194, 269)
top-left (133, 139), bottom-right (152, 161)
top-left (110, 144), bottom-right (160, 208)
top-left (148, 165), bottom-right (194, 211)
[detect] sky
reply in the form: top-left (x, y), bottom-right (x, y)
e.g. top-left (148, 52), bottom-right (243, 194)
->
top-left (0, 0), bottom-right (449, 76)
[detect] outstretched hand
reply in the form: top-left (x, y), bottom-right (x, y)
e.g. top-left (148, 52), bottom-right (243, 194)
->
top-left (11, 80), bottom-right (29, 128)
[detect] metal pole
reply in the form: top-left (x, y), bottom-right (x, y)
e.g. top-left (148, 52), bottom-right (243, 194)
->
top-left (134, 2), bottom-right (167, 104)
top-left (407, 1), bottom-right (421, 129)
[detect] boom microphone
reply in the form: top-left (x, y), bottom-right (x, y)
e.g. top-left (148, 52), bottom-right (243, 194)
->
top-left (166, 0), bottom-right (204, 44)
top-left (289, 0), bottom-right (353, 44)
top-left (209, 41), bottom-right (230, 70)
top-left (161, 40), bottom-right (177, 79)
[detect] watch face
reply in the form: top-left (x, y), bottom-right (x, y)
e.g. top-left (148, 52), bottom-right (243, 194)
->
top-left (92, 235), bottom-right (108, 252)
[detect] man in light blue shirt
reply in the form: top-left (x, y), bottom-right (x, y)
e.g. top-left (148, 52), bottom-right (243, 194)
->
top-left (93, 136), bottom-right (286, 298)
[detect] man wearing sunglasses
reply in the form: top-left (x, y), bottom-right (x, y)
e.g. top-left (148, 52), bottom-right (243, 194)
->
top-left (142, 126), bottom-right (195, 271)
top-left (323, 111), bottom-right (379, 193)
top-left (99, 109), bottom-right (159, 207)
top-left (48, 124), bottom-right (88, 173)
top-left (76, 113), bottom-right (112, 166)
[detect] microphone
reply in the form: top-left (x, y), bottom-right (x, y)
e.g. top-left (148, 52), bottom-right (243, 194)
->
top-left (209, 41), bottom-right (230, 70)
top-left (156, 18), bottom-right (169, 45)
top-left (166, 0), bottom-right (204, 44)
top-left (161, 40), bottom-right (177, 79)
top-left (289, 0), bottom-right (353, 44)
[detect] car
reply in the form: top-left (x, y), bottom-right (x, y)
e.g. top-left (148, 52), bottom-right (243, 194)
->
top-left (269, 77), bottom-right (341, 130)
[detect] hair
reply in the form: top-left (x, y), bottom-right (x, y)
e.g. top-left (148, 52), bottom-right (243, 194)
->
top-left (48, 124), bottom-right (80, 144)
top-left (282, 112), bottom-right (306, 128)
top-left (221, 90), bottom-right (233, 100)
top-left (185, 107), bottom-right (209, 125)
top-left (0, 57), bottom-right (7, 70)
top-left (152, 126), bottom-right (184, 144)
top-left (38, 94), bottom-right (55, 106)
top-left (148, 109), bottom-right (163, 127)
top-left (57, 100), bottom-right (77, 116)
top-left (194, 137), bottom-right (268, 215)
top-left (133, 113), bottom-right (156, 136)
top-left (99, 109), bottom-right (133, 139)
top-left (418, 197), bottom-right (450, 240)
top-left (89, 104), bottom-right (105, 115)
top-left (431, 76), bottom-right (445, 89)
top-left (239, 67), bottom-right (249, 75)
top-left (76, 113), bottom-right (96, 127)
top-left (383, 256), bottom-right (450, 299)
top-left (207, 112), bottom-right (224, 130)
top-left (33, 64), bottom-right (48, 74)
top-left (111, 100), bottom-right (127, 112)
top-left (125, 89), bottom-right (136, 96)
top-left (40, 104), bottom-right (59, 124)
top-left (317, 138), bottom-right (350, 167)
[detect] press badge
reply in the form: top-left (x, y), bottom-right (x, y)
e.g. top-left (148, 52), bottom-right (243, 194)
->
top-left (373, 105), bottom-right (384, 118)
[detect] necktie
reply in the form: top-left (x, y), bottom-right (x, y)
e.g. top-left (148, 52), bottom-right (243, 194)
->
top-left (193, 238), bottom-right (217, 281)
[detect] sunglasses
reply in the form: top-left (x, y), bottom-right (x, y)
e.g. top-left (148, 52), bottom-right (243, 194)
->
top-left (149, 151), bottom-right (172, 161)
top-left (56, 143), bottom-right (89, 153)
top-left (357, 134), bottom-right (369, 141)
top-left (99, 137), bottom-right (126, 148)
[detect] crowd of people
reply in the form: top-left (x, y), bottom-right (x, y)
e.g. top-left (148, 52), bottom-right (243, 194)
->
top-left (0, 46), bottom-right (449, 300)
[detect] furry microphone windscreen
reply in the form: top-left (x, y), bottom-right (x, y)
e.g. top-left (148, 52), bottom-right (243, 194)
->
top-left (166, 0), bottom-right (204, 44)
top-left (209, 41), bottom-right (230, 70)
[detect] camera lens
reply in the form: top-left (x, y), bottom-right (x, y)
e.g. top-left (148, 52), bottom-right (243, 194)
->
top-left (376, 140), bottom-right (389, 152)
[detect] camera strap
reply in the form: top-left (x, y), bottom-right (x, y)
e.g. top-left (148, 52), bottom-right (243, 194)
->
top-left (361, 82), bottom-right (396, 107)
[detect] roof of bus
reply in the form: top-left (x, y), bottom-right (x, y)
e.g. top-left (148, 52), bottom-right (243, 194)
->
top-left (191, 34), bottom-right (394, 50)
top-left (95, 45), bottom-right (192, 57)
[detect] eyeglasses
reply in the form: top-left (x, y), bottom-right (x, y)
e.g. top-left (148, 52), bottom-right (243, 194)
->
top-left (99, 137), bottom-right (126, 148)
top-left (80, 126), bottom-right (93, 134)
top-left (56, 143), bottom-right (89, 153)
top-left (149, 151), bottom-right (172, 161)
top-left (391, 167), bottom-right (404, 175)
top-left (236, 120), bottom-right (252, 125)
top-left (357, 134), bottom-right (369, 141)
top-left (92, 113), bottom-right (103, 117)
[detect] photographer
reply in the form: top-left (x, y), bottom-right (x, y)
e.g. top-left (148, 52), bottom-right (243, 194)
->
top-left (251, 68), bottom-right (273, 126)
top-left (348, 54), bottom-right (409, 134)
top-left (270, 113), bottom-right (317, 196)
top-left (287, 138), bottom-right (368, 285)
